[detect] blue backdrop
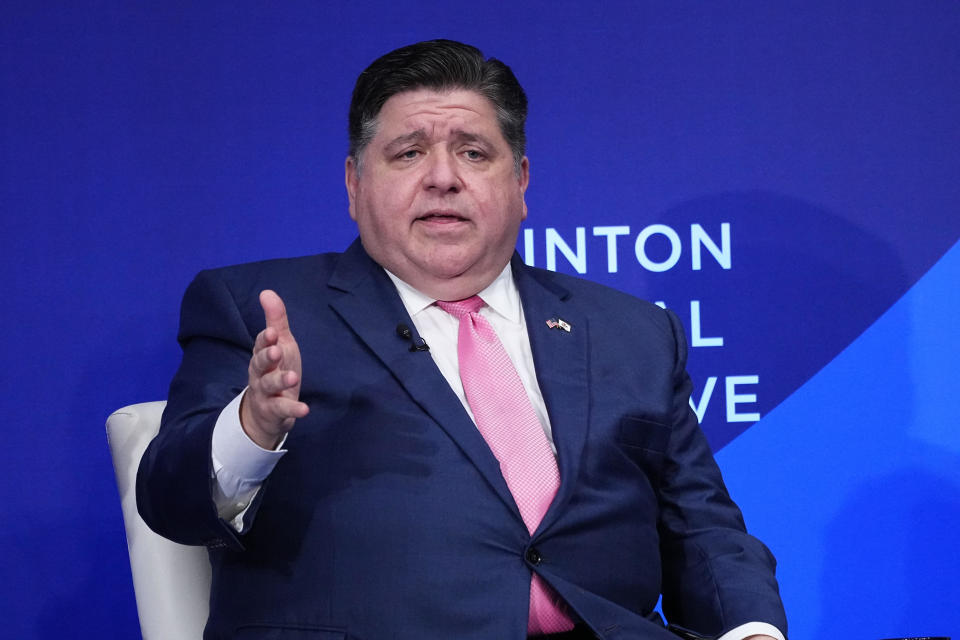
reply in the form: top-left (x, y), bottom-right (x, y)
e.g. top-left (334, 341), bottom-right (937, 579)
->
top-left (2, 2), bottom-right (958, 638)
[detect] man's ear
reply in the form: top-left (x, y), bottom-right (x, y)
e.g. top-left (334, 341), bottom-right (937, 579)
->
top-left (519, 156), bottom-right (530, 220)
top-left (345, 156), bottom-right (359, 221)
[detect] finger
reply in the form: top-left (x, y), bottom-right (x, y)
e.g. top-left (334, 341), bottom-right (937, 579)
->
top-left (257, 368), bottom-right (299, 396)
top-left (239, 394), bottom-right (308, 447)
top-left (249, 344), bottom-right (282, 377)
top-left (251, 395), bottom-right (309, 427)
top-left (260, 290), bottom-right (291, 336)
top-left (253, 326), bottom-right (278, 353)
top-left (266, 397), bottom-right (310, 420)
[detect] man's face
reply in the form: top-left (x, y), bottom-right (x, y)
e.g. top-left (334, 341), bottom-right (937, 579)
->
top-left (346, 88), bottom-right (529, 301)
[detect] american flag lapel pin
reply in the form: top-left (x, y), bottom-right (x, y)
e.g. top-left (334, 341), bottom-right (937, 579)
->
top-left (546, 317), bottom-right (572, 332)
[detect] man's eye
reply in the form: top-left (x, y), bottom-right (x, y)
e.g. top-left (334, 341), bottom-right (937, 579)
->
top-left (398, 149), bottom-right (420, 160)
top-left (464, 149), bottom-right (485, 161)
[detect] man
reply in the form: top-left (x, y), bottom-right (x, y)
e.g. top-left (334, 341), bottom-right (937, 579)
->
top-left (137, 40), bottom-right (787, 640)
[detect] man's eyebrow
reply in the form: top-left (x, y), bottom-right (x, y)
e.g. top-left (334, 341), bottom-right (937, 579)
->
top-left (383, 129), bottom-right (498, 153)
top-left (384, 130), bottom-right (427, 153)
top-left (451, 130), bottom-right (495, 147)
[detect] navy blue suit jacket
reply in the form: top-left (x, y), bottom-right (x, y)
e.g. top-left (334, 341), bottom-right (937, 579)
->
top-left (137, 239), bottom-right (786, 640)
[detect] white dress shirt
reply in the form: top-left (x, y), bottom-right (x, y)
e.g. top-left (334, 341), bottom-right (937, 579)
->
top-left (206, 265), bottom-right (783, 640)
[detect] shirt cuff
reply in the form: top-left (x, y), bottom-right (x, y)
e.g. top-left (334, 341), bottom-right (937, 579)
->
top-left (716, 622), bottom-right (786, 640)
top-left (211, 389), bottom-right (287, 529)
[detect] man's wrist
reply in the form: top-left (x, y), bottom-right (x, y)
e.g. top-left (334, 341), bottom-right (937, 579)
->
top-left (715, 622), bottom-right (785, 640)
top-left (212, 389), bottom-right (287, 488)
top-left (238, 391), bottom-right (287, 450)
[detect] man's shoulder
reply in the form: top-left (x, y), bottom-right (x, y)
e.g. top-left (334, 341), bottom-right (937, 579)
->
top-left (180, 252), bottom-right (348, 317)
top-left (515, 261), bottom-right (679, 347)
top-left (199, 252), bottom-right (343, 282)
top-left (517, 262), bottom-right (663, 314)
top-left (188, 252), bottom-right (343, 296)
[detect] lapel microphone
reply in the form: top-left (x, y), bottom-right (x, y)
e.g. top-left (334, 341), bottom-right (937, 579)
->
top-left (396, 323), bottom-right (430, 352)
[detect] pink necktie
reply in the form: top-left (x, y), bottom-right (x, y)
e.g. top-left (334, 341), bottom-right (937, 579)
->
top-left (436, 296), bottom-right (574, 635)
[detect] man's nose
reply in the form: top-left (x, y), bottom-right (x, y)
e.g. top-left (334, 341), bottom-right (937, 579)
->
top-left (422, 151), bottom-right (462, 193)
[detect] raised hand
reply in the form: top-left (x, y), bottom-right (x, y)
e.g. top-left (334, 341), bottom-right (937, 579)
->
top-left (239, 289), bottom-right (309, 449)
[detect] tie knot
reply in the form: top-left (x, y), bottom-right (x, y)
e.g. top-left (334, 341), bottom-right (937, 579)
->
top-left (436, 295), bottom-right (485, 318)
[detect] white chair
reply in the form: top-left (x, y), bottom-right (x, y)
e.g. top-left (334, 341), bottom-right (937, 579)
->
top-left (106, 401), bottom-right (211, 640)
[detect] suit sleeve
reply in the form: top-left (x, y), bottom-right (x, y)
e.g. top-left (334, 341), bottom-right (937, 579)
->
top-left (136, 268), bottom-right (260, 550)
top-left (656, 308), bottom-right (787, 637)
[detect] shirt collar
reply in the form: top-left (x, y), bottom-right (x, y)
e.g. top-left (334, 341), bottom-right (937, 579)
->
top-left (385, 264), bottom-right (521, 323)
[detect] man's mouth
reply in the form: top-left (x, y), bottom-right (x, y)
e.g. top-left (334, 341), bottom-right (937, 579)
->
top-left (418, 211), bottom-right (467, 223)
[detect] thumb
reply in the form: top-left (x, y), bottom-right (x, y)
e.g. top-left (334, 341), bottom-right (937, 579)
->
top-left (260, 289), bottom-right (291, 335)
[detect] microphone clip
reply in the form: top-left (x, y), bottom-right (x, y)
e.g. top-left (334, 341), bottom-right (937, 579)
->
top-left (396, 323), bottom-right (430, 352)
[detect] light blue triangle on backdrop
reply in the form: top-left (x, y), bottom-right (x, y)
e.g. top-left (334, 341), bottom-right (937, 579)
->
top-left (717, 238), bottom-right (960, 640)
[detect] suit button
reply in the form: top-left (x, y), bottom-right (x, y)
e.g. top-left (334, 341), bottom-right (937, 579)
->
top-left (525, 547), bottom-right (542, 565)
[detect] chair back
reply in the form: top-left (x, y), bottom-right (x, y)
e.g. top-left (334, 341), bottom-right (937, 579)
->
top-left (106, 401), bottom-right (211, 640)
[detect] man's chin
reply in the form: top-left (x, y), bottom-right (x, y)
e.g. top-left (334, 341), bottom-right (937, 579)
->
top-left (404, 259), bottom-right (505, 299)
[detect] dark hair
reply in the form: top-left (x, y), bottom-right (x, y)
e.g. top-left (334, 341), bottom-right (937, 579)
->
top-left (348, 39), bottom-right (527, 171)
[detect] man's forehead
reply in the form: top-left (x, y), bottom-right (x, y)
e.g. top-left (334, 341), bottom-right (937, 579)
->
top-left (379, 88), bottom-right (497, 125)
top-left (371, 89), bottom-right (502, 149)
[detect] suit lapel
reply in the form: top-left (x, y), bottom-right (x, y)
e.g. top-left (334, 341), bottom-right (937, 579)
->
top-left (326, 241), bottom-right (521, 521)
top-left (512, 257), bottom-right (591, 534)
